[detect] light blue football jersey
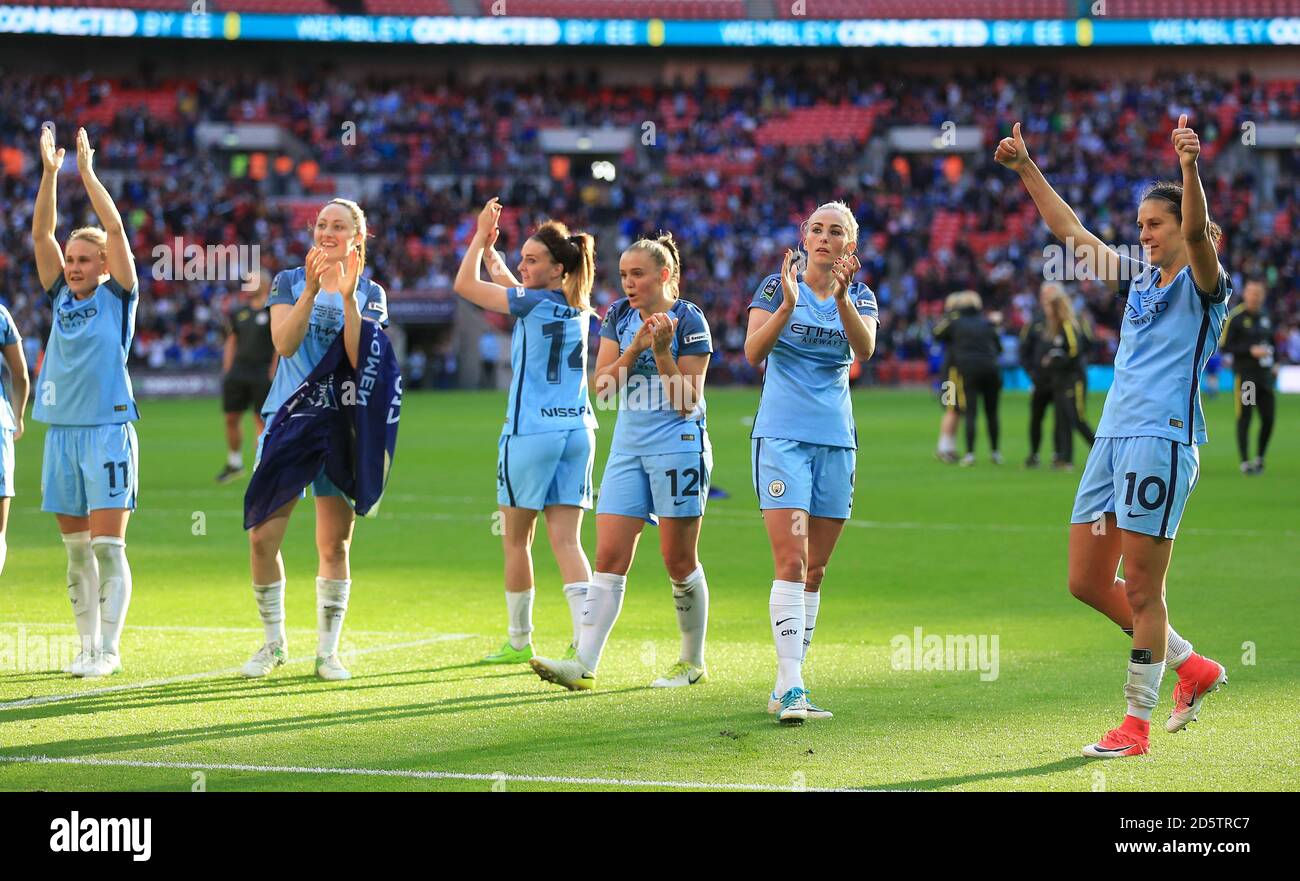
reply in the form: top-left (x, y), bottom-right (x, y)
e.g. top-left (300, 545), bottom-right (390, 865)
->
top-left (599, 297), bottom-right (712, 456)
top-left (1096, 261), bottom-right (1231, 446)
top-left (33, 276), bottom-right (139, 427)
top-left (0, 303), bottom-right (19, 431)
top-left (263, 266), bottom-right (389, 418)
top-left (749, 273), bottom-right (878, 449)
top-left (503, 287), bottom-right (598, 436)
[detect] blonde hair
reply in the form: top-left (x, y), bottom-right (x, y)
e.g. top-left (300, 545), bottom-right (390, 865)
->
top-left (68, 226), bottom-right (108, 257)
top-left (1044, 287), bottom-right (1076, 338)
top-left (802, 201), bottom-right (859, 249)
top-left (623, 231), bottom-right (681, 299)
top-left (318, 198), bottom-right (369, 265)
top-left (951, 289), bottom-right (982, 311)
top-left (532, 219), bottom-right (595, 312)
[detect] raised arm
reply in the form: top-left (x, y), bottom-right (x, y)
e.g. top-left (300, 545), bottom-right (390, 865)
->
top-left (996, 122), bottom-right (1124, 292)
top-left (1171, 115), bottom-right (1222, 297)
top-left (270, 248), bottom-right (328, 357)
top-left (745, 250), bottom-right (799, 367)
top-left (338, 250), bottom-right (364, 369)
top-left (454, 198), bottom-right (512, 315)
top-left (482, 226), bottom-right (522, 288)
top-left (831, 255), bottom-right (877, 361)
top-left (76, 128), bottom-right (137, 292)
top-left (32, 127), bottom-right (65, 291)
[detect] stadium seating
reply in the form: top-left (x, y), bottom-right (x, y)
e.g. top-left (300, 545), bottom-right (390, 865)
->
top-left (1, 66), bottom-right (1295, 381)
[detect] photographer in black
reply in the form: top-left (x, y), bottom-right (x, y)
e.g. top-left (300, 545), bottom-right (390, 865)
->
top-left (1021, 283), bottom-right (1094, 470)
top-left (935, 290), bottom-right (1003, 466)
top-left (1220, 279), bottom-right (1277, 475)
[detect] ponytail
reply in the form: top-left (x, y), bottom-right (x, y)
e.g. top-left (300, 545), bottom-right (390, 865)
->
top-left (532, 220), bottom-right (595, 311)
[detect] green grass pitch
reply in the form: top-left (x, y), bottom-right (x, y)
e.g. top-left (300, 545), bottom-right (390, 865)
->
top-left (1, 387), bottom-right (1296, 791)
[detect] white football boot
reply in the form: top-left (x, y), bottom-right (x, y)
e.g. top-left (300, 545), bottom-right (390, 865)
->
top-left (315, 653), bottom-right (352, 681)
top-left (239, 641), bottom-right (287, 678)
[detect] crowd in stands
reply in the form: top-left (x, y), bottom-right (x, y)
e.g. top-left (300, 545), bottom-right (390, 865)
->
top-left (1, 62), bottom-right (1297, 387)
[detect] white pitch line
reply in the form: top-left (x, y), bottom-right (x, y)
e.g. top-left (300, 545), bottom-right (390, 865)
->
top-left (0, 633), bottom-right (475, 712)
top-left (0, 622), bottom-right (420, 638)
top-left (0, 755), bottom-right (869, 792)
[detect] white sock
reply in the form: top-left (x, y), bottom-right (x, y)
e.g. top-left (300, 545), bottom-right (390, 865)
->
top-left (316, 577), bottom-right (351, 657)
top-left (253, 580), bottom-right (287, 646)
top-left (91, 536), bottom-right (131, 657)
top-left (671, 566), bottom-right (709, 668)
top-left (227, 450), bottom-right (243, 469)
top-left (769, 580), bottom-right (805, 695)
top-left (505, 588), bottom-right (534, 650)
top-left (1124, 650), bottom-right (1164, 722)
top-left (562, 581), bottom-right (588, 647)
top-left (577, 572), bottom-right (625, 672)
top-left (802, 589), bottom-right (821, 662)
top-left (63, 531), bottom-right (100, 655)
top-left (1165, 626), bottom-right (1193, 670)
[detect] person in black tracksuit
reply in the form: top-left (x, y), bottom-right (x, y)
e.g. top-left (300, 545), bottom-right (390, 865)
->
top-left (1219, 280), bottom-right (1277, 474)
top-left (934, 291), bottom-right (1002, 464)
top-left (1022, 285), bottom-right (1095, 468)
top-left (1021, 309), bottom-right (1054, 467)
top-left (216, 272), bottom-right (277, 483)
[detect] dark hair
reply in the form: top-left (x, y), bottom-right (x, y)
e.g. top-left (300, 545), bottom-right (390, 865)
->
top-left (531, 220), bottom-right (595, 311)
top-left (1140, 181), bottom-right (1223, 249)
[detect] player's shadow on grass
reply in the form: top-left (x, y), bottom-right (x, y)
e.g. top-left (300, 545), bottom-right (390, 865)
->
top-left (851, 757), bottom-right (1091, 791)
top-left (0, 664), bottom-right (561, 724)
top-left (0, 685), bottom-right (654, 760)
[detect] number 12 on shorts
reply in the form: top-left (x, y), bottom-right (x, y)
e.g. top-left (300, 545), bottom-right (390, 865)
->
top-left (666, 467), bottom-right (700, 497)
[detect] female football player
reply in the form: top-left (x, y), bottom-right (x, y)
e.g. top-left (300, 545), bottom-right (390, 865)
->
top-left (933, 291), bottom-right (964, 464)
top-left (0, 301), bottom-right (30, 577)
top-left (1039, 285), bottom-right (1095, 468)
top-left (997, 117), bottom-right (1229, 758)
top-left (31, 126), bottom-right (139, 678)
top-left (745, 202), bottom-right (878, 724)
top-left (241, 198), bottom-right (388, 682)
top-left (529, 233), bottom-right (713, 691)
top-left (455, 199), bottom-right (597, 666)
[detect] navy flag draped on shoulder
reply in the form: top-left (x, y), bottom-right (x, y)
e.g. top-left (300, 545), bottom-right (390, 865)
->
top-left (244, 320), bottom-right (402, 528)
